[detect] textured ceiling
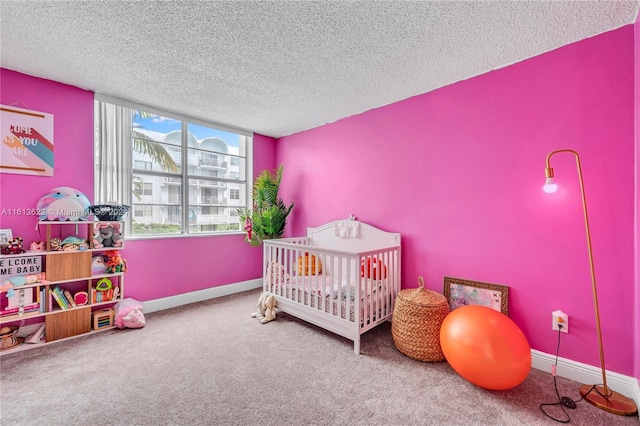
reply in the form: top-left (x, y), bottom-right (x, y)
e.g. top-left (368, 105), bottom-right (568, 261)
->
top-left (1, 1), bottom-right (638, 138)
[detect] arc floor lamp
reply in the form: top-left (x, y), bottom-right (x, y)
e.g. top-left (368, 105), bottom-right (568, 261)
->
top-left (543, 149), bottom-right (637, 416)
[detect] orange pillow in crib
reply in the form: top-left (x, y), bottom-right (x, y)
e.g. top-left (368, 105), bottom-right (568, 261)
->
top-left (298, 253), bottom-right (322, 275)
top-left (361, 257), bottom-right (387, 279)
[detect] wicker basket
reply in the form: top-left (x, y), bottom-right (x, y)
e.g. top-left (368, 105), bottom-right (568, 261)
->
top-left (392, 277), bottom-right (450, 362)
top-left (0, 325), bottom-right (23, 351)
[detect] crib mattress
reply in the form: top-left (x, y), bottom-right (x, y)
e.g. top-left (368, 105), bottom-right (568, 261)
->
top-left (273, 284), bottom-right (391, 324)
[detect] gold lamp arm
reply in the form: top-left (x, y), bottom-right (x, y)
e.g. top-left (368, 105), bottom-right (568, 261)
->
top-left (545, 149), bottom-right (637, 416)
top-left (546, 149), bottom-right (607, 393)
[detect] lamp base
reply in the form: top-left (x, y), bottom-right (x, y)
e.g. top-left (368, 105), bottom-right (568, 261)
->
top-left (579, 384), bottom-right (638, 416)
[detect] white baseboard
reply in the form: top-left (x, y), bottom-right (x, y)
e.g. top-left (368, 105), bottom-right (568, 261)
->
top-left (531, 349), bottom-right (640, 411)
top-left (141, 278), bottom-right (262, 313)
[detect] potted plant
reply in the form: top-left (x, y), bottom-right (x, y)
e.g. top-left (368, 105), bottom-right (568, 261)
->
top-left (238, 165), bottom-right (294, 246)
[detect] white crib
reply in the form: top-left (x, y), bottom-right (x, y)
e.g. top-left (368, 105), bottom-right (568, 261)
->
top-left (262, 219), bottom-right (401, 354)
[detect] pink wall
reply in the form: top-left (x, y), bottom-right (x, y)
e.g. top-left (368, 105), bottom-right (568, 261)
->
top-left (123, 134), bottom-right (275, 301)
top-left (1, 24), bottom-right (637, 378)
top-left (0, 69), bottom-right (94, 239)
top-left (277, 26), bottom-right (637, 375)
top-left (0, 69), bottom-right (275, 302)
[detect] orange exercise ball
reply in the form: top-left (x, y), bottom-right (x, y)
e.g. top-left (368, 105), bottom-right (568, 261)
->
top-left (440, 305), bottom-right (531, 390)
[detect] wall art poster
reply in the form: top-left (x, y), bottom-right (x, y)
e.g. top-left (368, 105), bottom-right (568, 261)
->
top-left (1, 104), bottom-right (54, 176)
top-left (443, 276), bottom-right (510, 316)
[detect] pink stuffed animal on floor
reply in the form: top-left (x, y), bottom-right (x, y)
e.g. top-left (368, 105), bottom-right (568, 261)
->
top-left (122, 307), bottom-right (146, 328)
top-left (114, 298), bottom-right (146, 329)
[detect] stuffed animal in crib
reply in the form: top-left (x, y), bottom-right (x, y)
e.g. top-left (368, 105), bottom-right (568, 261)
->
top-left (251, 292), bottom-right (277, 324)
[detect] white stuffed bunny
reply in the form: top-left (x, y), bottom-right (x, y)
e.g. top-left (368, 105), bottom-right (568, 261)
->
top-left (251, 292), bottom-right (277, 324)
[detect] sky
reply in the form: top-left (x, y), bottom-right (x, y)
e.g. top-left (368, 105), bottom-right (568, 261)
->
top-left (133, 113), bottom-right (240, 148)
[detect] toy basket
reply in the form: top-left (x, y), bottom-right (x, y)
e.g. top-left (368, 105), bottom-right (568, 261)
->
top-left (89, 204), bottom-right (130, 221)
top-left (392, 277), bottom-right (450, 362)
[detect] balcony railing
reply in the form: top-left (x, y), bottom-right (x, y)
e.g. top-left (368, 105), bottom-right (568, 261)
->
top-left (200, 158), bottom-right (228, 168)
top-left (196, 179), bottom-right (227, 188)
top-left (167, 194), bottom-right (181, 203)
top-left (198, 196), bottom-right (227, 205)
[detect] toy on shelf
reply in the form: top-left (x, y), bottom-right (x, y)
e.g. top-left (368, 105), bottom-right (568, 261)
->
top-left (1, 237), bottom-right (25, 255)
top-left (93, 222), bottom-right (123, 249)
top-left (95, 277), bottom-right (112, 292)
top-left (49, 238), bottom-right (62, 251)
top-left (0, 272), bottom-right (48, 297)
top-left (74, 291), bottom-right (89, 306)
top-left (92, 277), bottom-right (120, 303)
top-left (104, 250), bottom-right (127, 273)
top-left (36, 187), bottom-right (92, 221)
top-left (93, 308), bottom-right (115, 330)
top-left (48, 236), bottom-right (88, 251)
top-left (30, 241), bottom-right (46, 252)
top-left (61, 236), bottom-right (89, 251)
top-left (91, 255), bottom-right (107, 275)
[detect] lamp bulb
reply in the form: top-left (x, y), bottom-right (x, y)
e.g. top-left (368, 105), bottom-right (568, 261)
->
top-left (543, 177), bottom-right (558, 193)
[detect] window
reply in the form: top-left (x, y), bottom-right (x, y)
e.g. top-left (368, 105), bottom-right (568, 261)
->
top-left (134, 205), bottom-right (152, 216)
top-left (134, 160), bottom-right (153, 170)
top-left (142, 183), bottom-right (153, 196)
top-left (94, 95), bottom-right (253, 237)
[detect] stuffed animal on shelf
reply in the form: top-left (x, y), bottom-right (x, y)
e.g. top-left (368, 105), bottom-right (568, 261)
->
top-left (251, 291), bottom-right (277, 324)
top-left (36, 186), bottom-right (92, 221)
top-left (93, 222), bottom-right (123, 249)
top-left (104, 250), bottom-right (127, 273)
top-left (60, 236), bottom-right (89, 251)
top-left (91, 255), bottom-right (108, 275)
top-left (0, 273), bottom-right (48, 297)
top-left (1, 237), bottom-right (25, 255)
top-left (49, 238), bottom-right (63, 251)
top-left (30, 241), bottom-right (45, 252)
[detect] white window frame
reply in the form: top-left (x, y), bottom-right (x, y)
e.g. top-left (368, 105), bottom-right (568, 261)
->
top-left (94, 93), bottom-right (253, 239)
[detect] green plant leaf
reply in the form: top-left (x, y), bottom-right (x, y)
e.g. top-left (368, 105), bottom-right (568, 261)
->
top-left (241, 165), bottom-right (294, 246)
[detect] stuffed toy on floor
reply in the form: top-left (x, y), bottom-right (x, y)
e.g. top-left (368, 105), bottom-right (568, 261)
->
top-left (251, 292), bottom-right (277, 324)
top-left (114, 298), bottom-right (146, 329)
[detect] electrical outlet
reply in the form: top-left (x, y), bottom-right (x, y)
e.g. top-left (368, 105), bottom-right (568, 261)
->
top-left (552, 310), bottom-right (568, 333)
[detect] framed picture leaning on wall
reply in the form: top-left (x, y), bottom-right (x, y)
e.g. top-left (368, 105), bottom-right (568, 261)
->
top-left (443, 276), bottom-right (509, 316)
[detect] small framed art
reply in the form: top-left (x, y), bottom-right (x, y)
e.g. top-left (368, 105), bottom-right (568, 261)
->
top-left (0, 229), bottom-right (13, 248)
top-left (443, 276), bottom-right (509, 316)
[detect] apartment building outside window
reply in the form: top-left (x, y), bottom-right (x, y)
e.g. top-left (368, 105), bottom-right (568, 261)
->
top-left (94, 95), bottom-right (253, 237)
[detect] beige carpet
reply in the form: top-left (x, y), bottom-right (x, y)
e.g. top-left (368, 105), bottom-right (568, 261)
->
top-left (1, 288), bottom-right (638, 426)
